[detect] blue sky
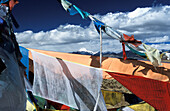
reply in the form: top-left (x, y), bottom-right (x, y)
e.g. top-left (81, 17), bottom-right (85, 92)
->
top-left (13, 0), bottom-right (170, 32)
top-left (13, 0), bottom-right (170, 53)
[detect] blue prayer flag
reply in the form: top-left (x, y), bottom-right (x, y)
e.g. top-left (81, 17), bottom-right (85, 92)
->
top-left (92, 17), bottom-right (105, 34)
top-left (58, 0), bottom-right (90, 19)
top-left (19, 46), bottom-right (29, 79)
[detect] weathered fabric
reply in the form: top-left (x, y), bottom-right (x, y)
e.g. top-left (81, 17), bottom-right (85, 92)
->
top-left (123, 34), bottom-right (142, 47)
top-left (103, 26), bottom-right (123, 40)
top-left (0, 5), bottom-right (26, 111)
top-left (0, 0), bottom-right (9, 4)
top-left (128, 102), bottom-right (155, 111)
top-left (58, 0), bottom-right (89, 19)
top-left (19, 46), bottom-right (29, 79)
top-left (121, 107), bottom-right (135, 111)
top-left (0, 43), bottom-right (26, 111)
top-left (122, 42), bottom-right (127, 60)
top-left (126, 43), bottom-right (146, 58)
top-left (122, 34), bottom-right (146, 59)
top-left (143, 43), bottom-right (161, 67)
top-left (31, 50), bottom-right (106, 111)
top-left (107, 72), bottom-right (170, 111)
top-left (89, 15), bottom-right (105, 34)
top-left (88, 15), bottom-right (146, 60)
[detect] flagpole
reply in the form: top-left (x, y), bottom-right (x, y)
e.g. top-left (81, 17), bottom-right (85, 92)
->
top-left (100, 27), bottom-right (102, 68)
top-left (93, 27), bottom-right (102, 111)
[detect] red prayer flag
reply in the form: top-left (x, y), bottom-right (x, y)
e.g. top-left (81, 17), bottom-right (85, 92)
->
top-left (107, 71), bottom-right (170, 111)
top-left (122, 42), bottom-right (127, 60)
top-left (47, 100), bottom-right (70, 110)
top-left (123, 34), bottom-right (142, 47)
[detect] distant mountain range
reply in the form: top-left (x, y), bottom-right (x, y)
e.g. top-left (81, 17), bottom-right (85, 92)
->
top-left (71, 49), bottom-right (170, 60)
top-left (71, 50), bottom-right (144, 60)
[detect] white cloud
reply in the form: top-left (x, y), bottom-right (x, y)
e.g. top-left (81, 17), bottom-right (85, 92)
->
top-left (127, 7), bottom-right (151, 19)
top-left (16, 5), bottom-right (170, 53)
top-left (144, 36), bottom-right (169, 43)
top-left (100, 5), bottom-right (170, 38)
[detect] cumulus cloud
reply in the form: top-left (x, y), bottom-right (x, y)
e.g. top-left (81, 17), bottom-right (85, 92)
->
top-left (100, 5), bottom-right (170, 38)
top-left (144, 36), bottom-right (169, 43)
top-left (16, 5), bottom-right (170, 53)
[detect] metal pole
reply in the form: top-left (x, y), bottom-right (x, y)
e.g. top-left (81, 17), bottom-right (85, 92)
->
top-left (100, 27), bottom-right (102, 68)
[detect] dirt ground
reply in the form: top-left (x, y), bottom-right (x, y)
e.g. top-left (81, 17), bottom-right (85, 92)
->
top-left (101, 79), bottom-right (132, 94)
